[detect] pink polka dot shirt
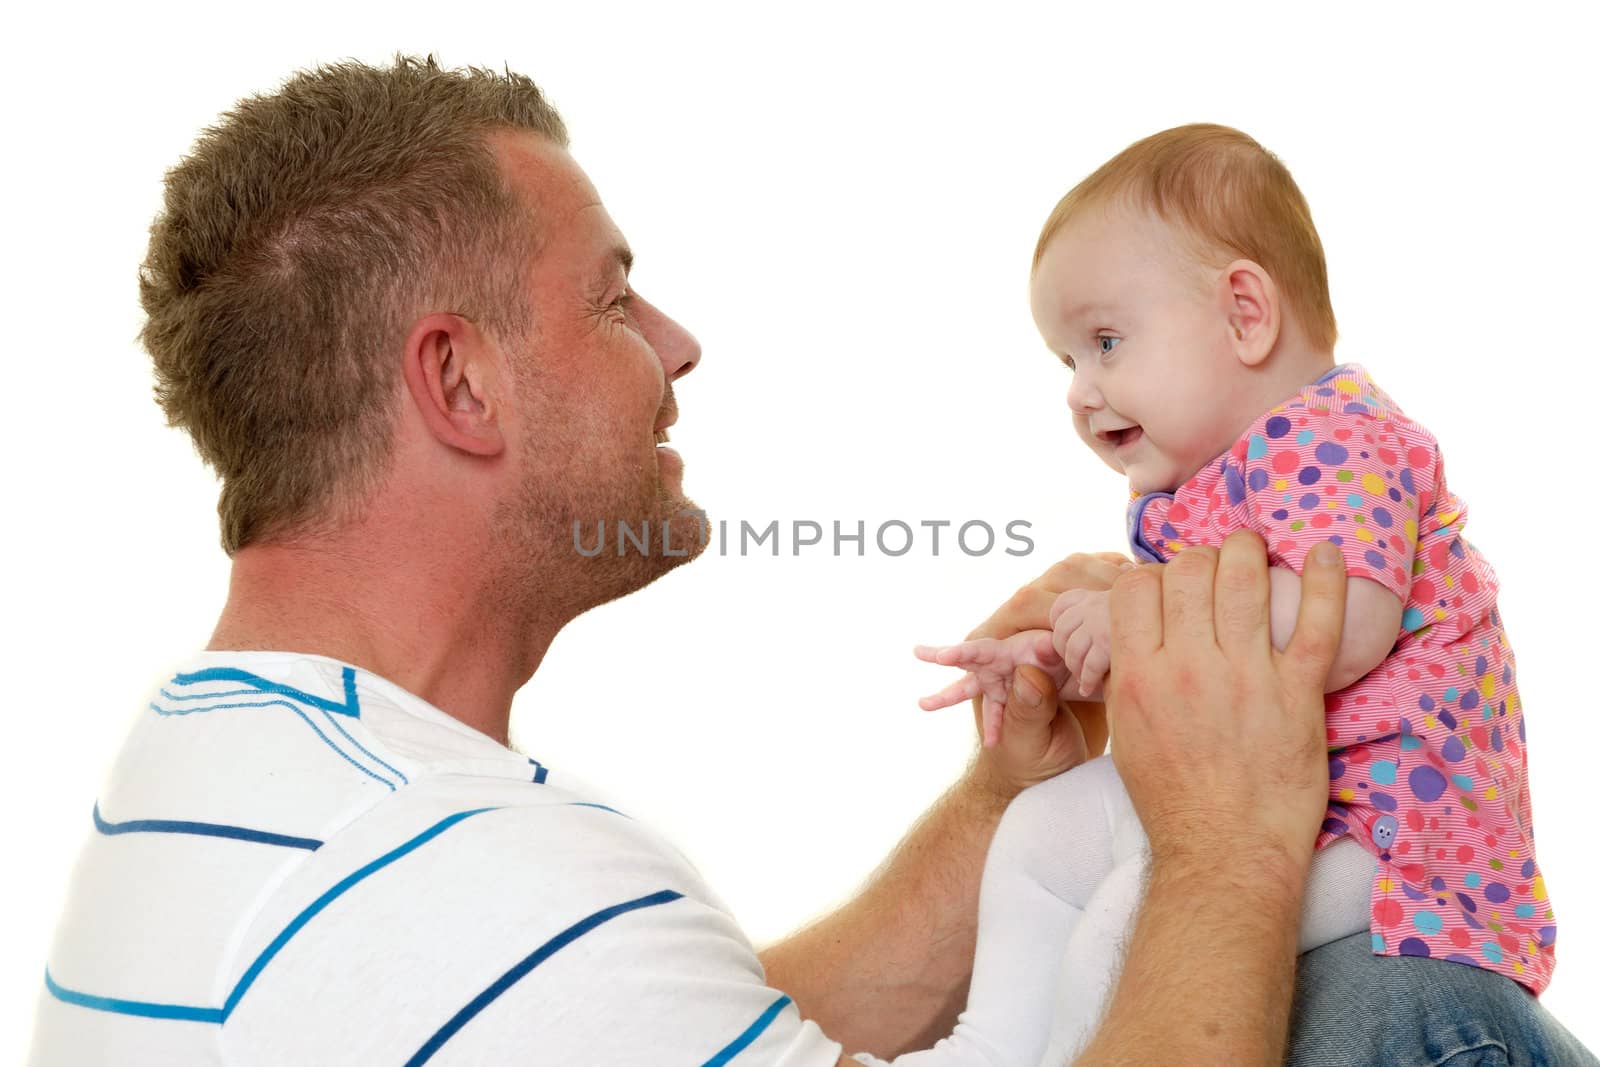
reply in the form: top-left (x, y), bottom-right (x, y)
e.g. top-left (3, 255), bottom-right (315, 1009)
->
top-left (1127, 363), bottom-right (1555, 993)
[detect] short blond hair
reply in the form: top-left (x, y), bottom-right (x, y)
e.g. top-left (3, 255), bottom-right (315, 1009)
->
top-left (139, 55), bottom-right (568, 556)
top-left (1033, 123), bottom-right (1337, 353)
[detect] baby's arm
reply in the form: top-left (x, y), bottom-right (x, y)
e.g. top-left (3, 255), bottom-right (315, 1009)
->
top-left (1047, 573), bottom-right (1400, 696)
top-left (1269, 570), bottom-right (1402, 690)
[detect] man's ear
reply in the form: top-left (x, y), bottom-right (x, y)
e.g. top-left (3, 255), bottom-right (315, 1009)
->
top-left (401, 313), bottom-right (506, 457)
top-left (1219, 259), bottom-right (1280, 367)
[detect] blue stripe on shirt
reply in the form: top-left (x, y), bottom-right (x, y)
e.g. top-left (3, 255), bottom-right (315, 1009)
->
top-left (45, 806), bottom-right (498, 1024)
top-left (44, 969), bottom-right (224, 1024)
top-left (170, 665), bottom-right (361, 718)
top-left (148, 697), bottom-right (398, 791)
top-left (702, 995), bottom-right (793, 1066)
top-left (93, 802), bottom-right (322, 851)
top-left (319, 707), bottom-right (410, 785)
top-left (159, 686), bottom-right (276, 702)
top-left (403, 889), bottom-right (686, 1066)
top-left (567, 801), bottom-right (629, 817)
top-left (221, 806), bottom-right (499, 1018)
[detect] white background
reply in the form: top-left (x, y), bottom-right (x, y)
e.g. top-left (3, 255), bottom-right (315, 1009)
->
top-left (5, 0), bottom-right (1597, 1056)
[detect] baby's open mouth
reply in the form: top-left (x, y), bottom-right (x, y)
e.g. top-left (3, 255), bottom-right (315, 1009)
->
top-left (1098, 426), bottom-right (1143, 450)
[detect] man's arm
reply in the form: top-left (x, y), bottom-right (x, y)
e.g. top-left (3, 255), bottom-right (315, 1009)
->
top-left (764, 759), bottom-right (1010, 1059)
top-left (760, 554), bottom-right (1127, 1058)
top-left (1069, 533), bottom-right (1346, 1065)
top-left (1068, 845), bottom-right (1307, 1065)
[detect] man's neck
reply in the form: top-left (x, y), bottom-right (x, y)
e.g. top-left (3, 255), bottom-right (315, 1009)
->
top-left (206, 535), bottom-right (566, 747)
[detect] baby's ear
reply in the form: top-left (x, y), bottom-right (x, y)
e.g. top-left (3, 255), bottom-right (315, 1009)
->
top-left (1220, 258), bottom-right (1278, 367)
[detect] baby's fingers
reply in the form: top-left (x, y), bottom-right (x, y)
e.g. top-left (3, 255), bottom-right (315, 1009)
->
top-left (1061, 625), bottom-right (1095, 680)
top-left (1048, 588), bottom-right (1087, 627)
top-left (981, 693), bottom-right (1007, 749)
top-left (914, 640), bottom-right (1000, 668)
top-left (1028, 630), bottom-right (1064, 667)
top-left (1077, 642), bottom-right (1111, 698)
top-left (918, 671), bottom-right (981, 711)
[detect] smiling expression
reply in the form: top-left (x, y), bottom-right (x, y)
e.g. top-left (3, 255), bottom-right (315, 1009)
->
top-left (1029, 203), bottom-right (1252, 494)
top-left (487, 131), bottom-right (705, 600)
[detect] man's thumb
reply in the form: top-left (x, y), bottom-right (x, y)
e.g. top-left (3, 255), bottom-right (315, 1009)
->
top-left (1007, 665), bottom-right (1055, 730)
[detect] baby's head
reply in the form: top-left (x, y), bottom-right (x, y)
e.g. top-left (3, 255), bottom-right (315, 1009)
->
top-left (1029, 123), bottom-right (1338, 494)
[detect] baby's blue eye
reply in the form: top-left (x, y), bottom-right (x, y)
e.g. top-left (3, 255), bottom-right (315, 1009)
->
top-left (1098, 335), bottom-right (1120, 356)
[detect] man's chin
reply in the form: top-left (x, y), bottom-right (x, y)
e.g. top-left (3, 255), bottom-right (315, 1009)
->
top-left (653, 499), bottom-right (710, 565)
top-left (569, 494), bottom-right (708, 603)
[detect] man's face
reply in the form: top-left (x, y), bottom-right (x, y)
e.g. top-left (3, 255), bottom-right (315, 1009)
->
top-left (1029, 205), bottom-right (1243, 495)
top-left (488, 132), bottom-right (705, 605)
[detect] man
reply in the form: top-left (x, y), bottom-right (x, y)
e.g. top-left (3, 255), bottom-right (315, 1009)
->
top-left (30, 56), bottom-right (1593, 1066)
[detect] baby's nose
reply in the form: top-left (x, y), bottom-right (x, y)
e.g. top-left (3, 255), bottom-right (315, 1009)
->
top-left (1066, 373), bottom-right (1102, 414)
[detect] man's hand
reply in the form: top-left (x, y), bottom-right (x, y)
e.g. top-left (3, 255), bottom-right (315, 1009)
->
top-left (962, 552), bottom-right (1131, 798)
top-left (1105, 530), bottom-right (1346, 871)
top-left (1070, 531), bottom-right (1348, 1067)
top-left (769, 552), bottom-right (1129, 1056)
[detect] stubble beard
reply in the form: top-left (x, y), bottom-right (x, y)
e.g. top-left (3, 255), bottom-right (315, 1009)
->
top-left (488, 432), bottom-right (708, 627)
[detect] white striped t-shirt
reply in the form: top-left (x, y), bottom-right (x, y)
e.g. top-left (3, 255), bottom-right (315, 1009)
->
top-left (28, 650), bottom-right (846, 1065)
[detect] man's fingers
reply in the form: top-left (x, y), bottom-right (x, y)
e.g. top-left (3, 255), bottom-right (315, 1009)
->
top-left (968, 553), bottom-right (1133, 642)
top-left (1037, 553), bottom-right (1129, 594)
top-left (1110, 564), bottom-right (1164, 659)
top-left (1213, 530), bottom-right (1271, 656)
top-left (1005, 664), bottom-right (1055, 730)
top-left (1161, 544), bottom-right (1219, 646)
top-left (966, 586), bottom-right (1056, 641)
top-left (1280, 540), bottom-right (1348, 689)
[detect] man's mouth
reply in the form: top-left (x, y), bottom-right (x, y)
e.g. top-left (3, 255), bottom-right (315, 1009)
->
top-left (654, 394), bottom-right (677, 447)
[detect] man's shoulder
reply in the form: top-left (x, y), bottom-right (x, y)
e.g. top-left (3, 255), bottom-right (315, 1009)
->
top-left (38, 647), bottom-right (733, 1052)
top-left (112, 647), bottom-right (699, 886)
top-left (112, 649), bottom-right (563, 835)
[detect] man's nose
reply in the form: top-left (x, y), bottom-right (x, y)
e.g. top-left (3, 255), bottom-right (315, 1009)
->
top-left (634, 294), bottom-right (701, 381)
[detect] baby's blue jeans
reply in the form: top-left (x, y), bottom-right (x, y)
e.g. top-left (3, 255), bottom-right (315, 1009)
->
top-left (1290, 933), bottom-right (1596, 1066)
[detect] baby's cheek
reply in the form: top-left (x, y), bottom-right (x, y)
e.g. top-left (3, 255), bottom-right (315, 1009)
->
top-left (1071, 418), bottom-right (1104, 457)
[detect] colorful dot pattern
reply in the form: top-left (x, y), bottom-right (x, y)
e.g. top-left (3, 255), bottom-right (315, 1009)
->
top-left (1125, 363), bottom-right (1554, 994)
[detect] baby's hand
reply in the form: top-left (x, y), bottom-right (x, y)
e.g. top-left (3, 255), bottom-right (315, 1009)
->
top-left (915, 630), bottom-right (1066, 748)
top-left (1049, 588), bottom-right (1113, 699)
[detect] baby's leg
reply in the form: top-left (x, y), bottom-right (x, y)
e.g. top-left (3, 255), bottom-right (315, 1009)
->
top-left (877, 754), bottom-right (1124, 1067)
top-left (1040, 777), bottom-right (1382, 1061)
top-left (1295, 834), bottom-right (1379, 952)
top-left (1039, 765), bottom-right (1148, 1061)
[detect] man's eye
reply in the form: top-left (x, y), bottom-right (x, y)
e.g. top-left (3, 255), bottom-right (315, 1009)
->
top-left (1098, 335), bottom-right (1120, 356)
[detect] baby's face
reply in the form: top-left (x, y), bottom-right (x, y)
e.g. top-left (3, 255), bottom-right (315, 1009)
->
top-left (1030, 206), bottom-right (1251, 494)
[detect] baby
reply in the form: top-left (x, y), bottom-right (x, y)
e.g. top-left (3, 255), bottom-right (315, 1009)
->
top-left (891, 124), bottom-right (1556, 1066)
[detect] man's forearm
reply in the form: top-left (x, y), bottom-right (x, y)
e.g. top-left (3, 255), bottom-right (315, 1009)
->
top-left (758, 766), bottom-right (1011, 1058)
top-left (1069, 845), bottom-right (1307, 1066)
